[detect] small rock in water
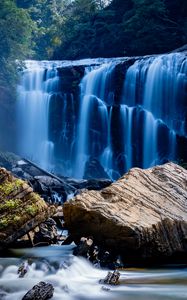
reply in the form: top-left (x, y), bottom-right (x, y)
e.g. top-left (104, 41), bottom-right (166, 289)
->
top-left (100, 270), bottom-right (120, 285)
top-left (33, 218), bottom-right (58, 245)
top-left (73, 236), bottom-right (93, 257)
top-left (18, 261), bottom-right (29, 278)
top-left (22, 281), bottom-right (54, 300)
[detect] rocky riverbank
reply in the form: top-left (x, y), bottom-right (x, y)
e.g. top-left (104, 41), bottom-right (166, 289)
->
top-left (0, 152), bottom-right (187, 266)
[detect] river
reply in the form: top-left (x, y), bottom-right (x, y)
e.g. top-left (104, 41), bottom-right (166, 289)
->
top-left (0, 245), bottom-right (187, 300)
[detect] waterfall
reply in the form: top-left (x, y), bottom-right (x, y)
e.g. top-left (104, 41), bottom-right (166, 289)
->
top-left (74, 63), bottom-right (115, 178)
top-left (58, 93), bottom-right (76, 177)
top-left (143, 53), bottom-right (187, 135)
top-left (17, 62), bottom-right (60, 170)
top-left (121, 52), bottom-right (187, 170)
top-left (17, 53), bottom-right (187, 179)
top-left (120, 105), bottom-right (134, 171)
top-left (100, 106), bottom-right (113, 178)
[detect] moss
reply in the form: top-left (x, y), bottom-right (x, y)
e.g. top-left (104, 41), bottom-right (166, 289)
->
top-left (29, 192), bottom-right (43, 205)
top-left (13, 215), bottom-right (21, 223)
top-left (0, 214), bottom-right (22, 229)
top-left (0, 217), bottom-right (9, 229)
top-left (14, 179), bottom-right (23, 188)
top-left (0, 182), bottom-right (14, 195)
top-left (0, 214), bottom-right (24, 230)
top-left (25, 204), bottom-right (39, 216)
top-left (0, 178), bottom-right (23, 196)
top-left (0, 167), bottom-right (51, 237)
top-left (0, 199), bottom-right (22, 212)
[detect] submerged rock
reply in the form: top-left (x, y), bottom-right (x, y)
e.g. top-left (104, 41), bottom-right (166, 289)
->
top-left (63, 162), bottom-right (187, 263)
top-left (0, 168), bottom-right (55, 245)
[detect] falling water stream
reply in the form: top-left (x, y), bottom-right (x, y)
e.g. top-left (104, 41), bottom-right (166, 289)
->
top-left (17, 63), bottom-right (58, 170)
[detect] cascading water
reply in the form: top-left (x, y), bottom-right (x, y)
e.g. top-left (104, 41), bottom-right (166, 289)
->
top-left (1, 246), bottom-right (187, 300)
top-left (74, 63), bottom-right (115, 178)
top-left (120, 105), bottom-right (134, 171)
top-left (17, 62), bottom-right (59, 171)
top-left (17, 53), bottom-right (187, 180)
top-left (100, 107), bottom-right (114, 179)
top-left (121, 52), bottom-right (187, 170)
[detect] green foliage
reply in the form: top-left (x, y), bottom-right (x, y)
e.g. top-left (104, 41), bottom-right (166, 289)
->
top-left (0, 0), bottom-right (34, 87)
top-left (17, 0), bottom-right (72, 59)
top-left (0, 0), bottom-right (187, 82)
top-left (53, 0), bottom-right (187, 59)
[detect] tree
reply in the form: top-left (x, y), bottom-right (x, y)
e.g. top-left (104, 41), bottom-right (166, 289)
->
top-left (0, 0), bottom-right (33, 87)
top-left (16, 0), bottom-right (73, 59)
top-left (121, 0), bottom-right (187, 55)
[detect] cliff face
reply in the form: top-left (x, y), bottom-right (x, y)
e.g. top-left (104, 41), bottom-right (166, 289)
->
top-left (63, 162), bottom-right (187, 262)
top-left (0, 167), bottom-right (55, 244)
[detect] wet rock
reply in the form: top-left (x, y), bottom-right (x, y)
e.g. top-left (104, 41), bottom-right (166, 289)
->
top-left (33, 218), bottom-right (58, 245)
top-left (73, 237), bottom-right (93, 257)
top-left (28, 175), bottom-right (74, 204)
top-left (22, 281), bottom-right (54, 300)
top-left (66, 178), bottom-right (112, 191)
top-left (72, 237), bottom-right (120, 268)
top-left (100, 270), bottom-right (120, 285)
top-left (89, 245), bottom-right (99, 264)
top-left (0, 151), bottom-right (112, 205)
top-left (18, 261), bottom-right (29, 278)
top-left (98, 250), bottom-right (121, 269)
top-left (84, 158), bottom-right (110, 179)
top-left (63, 163), bottom-right (187, 263)
top-left (11, 167), bottom-right (24, 177)
top-left (0, 151), bottom-right (20, 171)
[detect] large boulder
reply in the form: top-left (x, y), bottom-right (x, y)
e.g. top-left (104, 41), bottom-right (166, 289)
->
top-left (0, 168), bottom-right (55, 245)
top-left (63, 162), bottom-right (187, 263)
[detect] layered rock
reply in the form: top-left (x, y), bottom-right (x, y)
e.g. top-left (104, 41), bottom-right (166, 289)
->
top-left (63, 162), bottom-right (187, 262)
top-left (0, 168), bottom-right (55, 245)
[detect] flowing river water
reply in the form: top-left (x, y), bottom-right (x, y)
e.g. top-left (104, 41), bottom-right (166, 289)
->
top-left (0, 245), bottom-right (187, 300)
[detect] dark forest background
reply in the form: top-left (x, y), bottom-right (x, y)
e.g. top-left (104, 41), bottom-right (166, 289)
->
top-left (0, 0), bottom-right (187, 87)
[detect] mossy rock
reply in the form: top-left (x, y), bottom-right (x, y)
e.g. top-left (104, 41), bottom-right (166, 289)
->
top-left (0, 167), bottom-right (56, 244)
